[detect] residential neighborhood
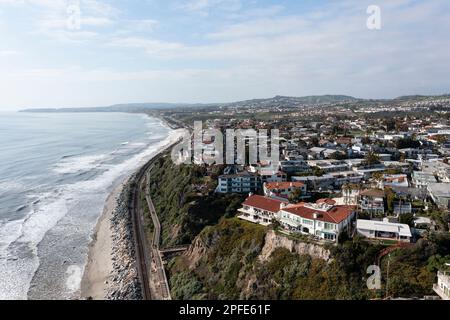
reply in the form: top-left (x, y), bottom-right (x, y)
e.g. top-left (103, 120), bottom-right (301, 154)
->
top-left (156, 94), bottom-right (450, 301)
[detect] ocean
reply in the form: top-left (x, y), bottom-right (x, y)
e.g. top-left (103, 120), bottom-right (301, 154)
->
top-left (0, 112), bottom-right (173, 300)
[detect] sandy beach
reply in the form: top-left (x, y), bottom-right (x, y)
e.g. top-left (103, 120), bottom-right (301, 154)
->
top-left (80, 127), bottom-right (187, 300)
top-left (80, 180), bottom-right (126, 300)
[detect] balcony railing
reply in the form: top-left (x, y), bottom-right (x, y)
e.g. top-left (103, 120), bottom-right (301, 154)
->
top-left (433, 283), bottom-right (450, 300)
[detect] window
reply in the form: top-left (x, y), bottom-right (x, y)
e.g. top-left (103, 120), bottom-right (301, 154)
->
top-left (324, 233), bottom-right (336, 241)
top-left (324, 223), bottom-right (334, 230)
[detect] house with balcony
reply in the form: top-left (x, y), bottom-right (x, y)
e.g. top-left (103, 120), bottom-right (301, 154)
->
top-left (216, 171), bottom-right (260, 194)
top-left (292, 174), bottom-right (335, 191)
top-left (263, 181), bottom-right (307, 201)
top-left (329, 171), bottom-right (364, 187)
top-left (433, 270), bottom-right (450, 300)
top-left (359, 189), bottom-right (386, 216)
top-left (238, 194), bottom-right (287, 226)
top-left (356, 218), bottom-right (412, 243)
top-left (380, 174), bottom-right (409, 188)
top-left (393, 201), bottom-right (412, 215)
top-left (259, 169), bottom-right (287, 184)
top-left (277, 202), bottom-right (356, 242)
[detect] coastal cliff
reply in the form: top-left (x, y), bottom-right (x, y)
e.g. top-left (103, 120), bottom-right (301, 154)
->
top-left (259, 230), bottom-right (331, 262)
top-left (168, 219), bottom-right (341, 300)
top-left (147, 155), bottom-right (244, 247)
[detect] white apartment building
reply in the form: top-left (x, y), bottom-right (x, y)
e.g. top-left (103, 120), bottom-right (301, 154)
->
top-left (356, 218), bottom-right (412, 243)
top-left (278, 202), bottom-right (356, 242)
top-left (238, 195), bottom-right (287, 226)
top-left (433, 270), bottom-right (450, 300)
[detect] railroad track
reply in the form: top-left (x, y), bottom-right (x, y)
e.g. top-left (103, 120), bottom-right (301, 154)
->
top-left (129, 139), bottom-right (182, 300)
top-left (129, 160), bottom-right (154, 300)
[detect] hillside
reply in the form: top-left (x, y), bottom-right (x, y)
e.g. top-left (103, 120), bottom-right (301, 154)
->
top-left (20, 95), bottom-right (360, 113)
top-left (144, 155), bottom-right (450, 300)
top-left (146, 153), bottom-right (244, 247)
top-left (168, 219), bottom-right (449, 300)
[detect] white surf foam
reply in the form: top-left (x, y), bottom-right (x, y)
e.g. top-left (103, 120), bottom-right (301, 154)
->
top-left (0, 181), bottom-right (25, 193)
top-left (53, 154), bottom-right (109, 174)
top-left (65, 265), bottom-right (83, 293)
top-left (0, 126), bottom-right (184, 299)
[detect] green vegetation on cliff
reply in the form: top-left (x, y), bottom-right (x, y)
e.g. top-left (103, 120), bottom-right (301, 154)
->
top-left (168, 218), bottom-right (450, 300)
top-left (169, 218), bottom-right (267, 300)
top-left (148, 152), bottom-right (450, 300)
top-left (148, 153), bottom-right (244, 247)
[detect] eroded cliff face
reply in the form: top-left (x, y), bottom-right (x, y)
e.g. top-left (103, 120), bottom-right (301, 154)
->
top-left (169, 222), bottom-right (335, 300)
top-left (183, 236), bottom-right (209, 270)
top-left (258, 230), bottom-right (331, 262)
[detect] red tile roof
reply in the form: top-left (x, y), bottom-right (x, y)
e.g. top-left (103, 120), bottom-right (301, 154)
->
top-left (283, 204), bottom-right (356, 224)
top-left (243, 195), bottom-right (287, 213)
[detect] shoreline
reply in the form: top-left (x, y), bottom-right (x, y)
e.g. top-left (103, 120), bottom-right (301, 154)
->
top-left (80, 180), bottom-right (126, 299)
top-left (80, 125), bottom-right (187, 300)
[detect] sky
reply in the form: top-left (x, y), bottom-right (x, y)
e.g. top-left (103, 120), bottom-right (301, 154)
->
top-left (0, 0), bottom-right (450, 110)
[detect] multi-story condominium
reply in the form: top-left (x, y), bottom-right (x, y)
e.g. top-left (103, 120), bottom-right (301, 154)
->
top-left (216, 171), bottom-right (260, 194)
top-left (433, 270), bottom-right (450, 300)
top-left (238, 195), bottom-right (287, 226)
top-left (359, 189), bottom-right (385, 216)
top-left (278, 202), bottom-right (356, 242)
top-left (356, 218), bottom-right (412, 243)
top-left (263, 181), bottom-right (307, 200)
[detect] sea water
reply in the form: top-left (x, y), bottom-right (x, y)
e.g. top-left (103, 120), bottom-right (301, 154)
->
top-left (0, 112), bottom-right (172, 300)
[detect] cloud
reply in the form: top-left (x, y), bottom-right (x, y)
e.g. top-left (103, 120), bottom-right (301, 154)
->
top-left (175, 0), bottom-right (242, 15)
top-left (0, 49), bottom-right (20, 56)
top-left (1, 0), bottom-right (450, 110)
top-left (0, 0), bottom-right (120, 42)
top-left (108, 37), bottom-right (184, 56)
top-left (92, 0), bottom-right (450, 101)
top-left (206, 16), bottom-right (308, 40)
